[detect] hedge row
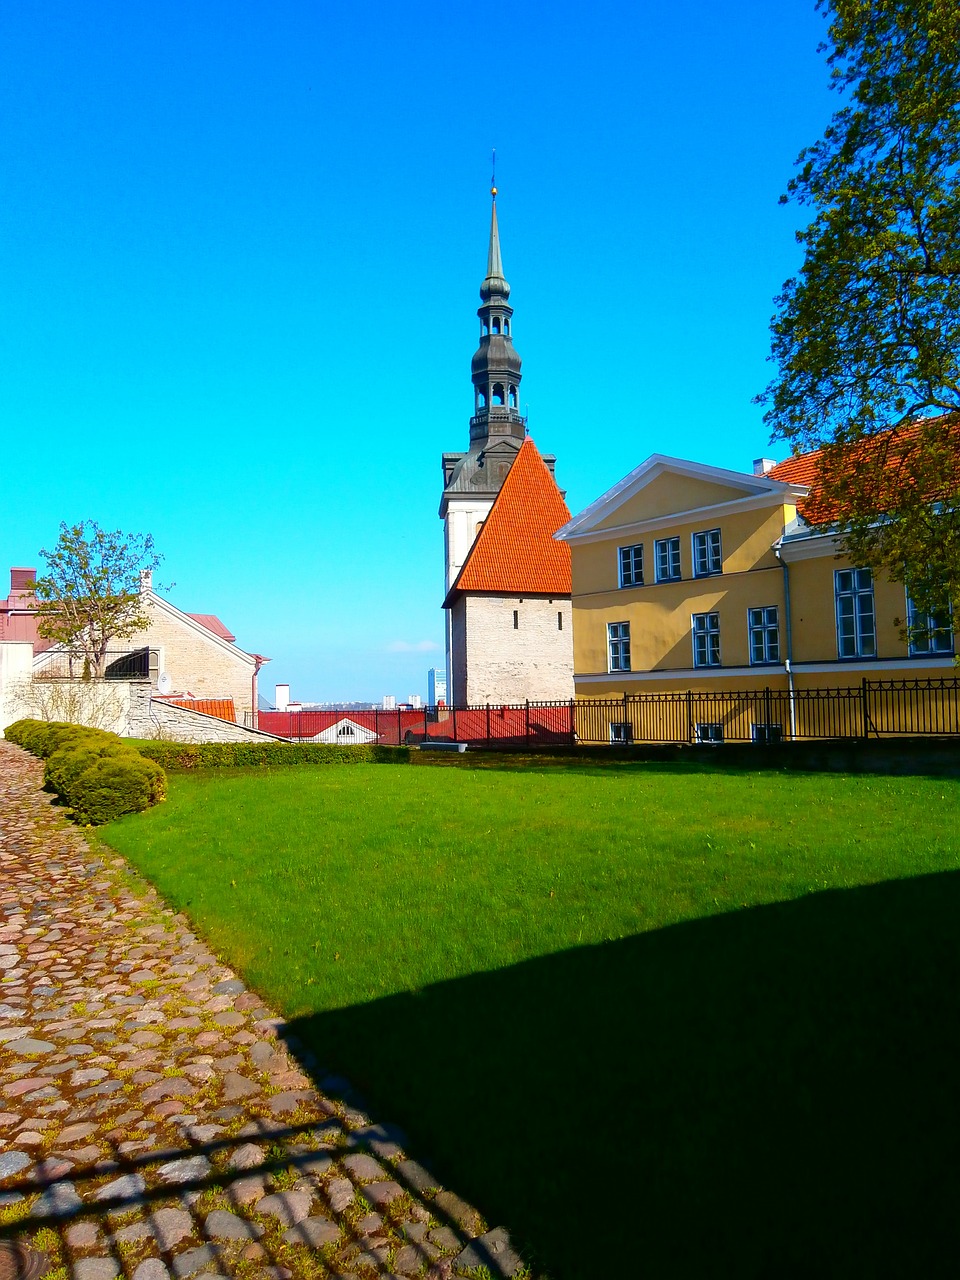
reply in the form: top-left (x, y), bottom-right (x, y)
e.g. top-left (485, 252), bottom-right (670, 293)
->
top-left (131, 740), bottom-right (410, 769)
top-left (5, 719), bottom-right (166, 825)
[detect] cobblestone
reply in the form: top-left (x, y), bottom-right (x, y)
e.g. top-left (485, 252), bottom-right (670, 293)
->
top-left (0, 741), bottom-right (530, 1277)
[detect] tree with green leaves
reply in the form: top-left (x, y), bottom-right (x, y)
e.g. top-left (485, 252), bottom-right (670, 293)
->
top-left (29, 522), bottom-right (164, 678)
top-left (758, 0), bottom-right (960, 623)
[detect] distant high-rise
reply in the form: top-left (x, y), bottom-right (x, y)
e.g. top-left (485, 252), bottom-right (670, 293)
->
top-left (427, 667), bottom-right (447, 706)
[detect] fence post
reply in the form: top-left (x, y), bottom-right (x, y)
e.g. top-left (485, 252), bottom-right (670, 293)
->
top-left (452, 704), bottom-right (458, 742)
top-left (686, 689), bottom-right (694, 743)
top-left (861, 677), bottom-right (869, 738)
top-left (570, 698), bottom-right (576, 746)
top-left (525, 700), bottom-right (530, 748)
top-left (764, 686), bottom-right (772, 740)
top-left (486, 702), bottom-right (491, 745)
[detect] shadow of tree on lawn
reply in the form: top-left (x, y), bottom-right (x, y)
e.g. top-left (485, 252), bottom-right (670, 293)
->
top-left (284, 869), bottom-right (960, 1280)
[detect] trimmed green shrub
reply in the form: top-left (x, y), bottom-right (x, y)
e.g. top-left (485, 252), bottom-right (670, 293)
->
top-left (41, 723), bottom-right (121, 758)
top-left (4, 718), bottom-right (121, 759)
top-left (45, 741), bottom-right (133, 797)
top-left (132, 741), bottom-right (410, 770)
top-left (68, 753), bottom-right (167, 825)
top-left (6, 717), bottom-right (167, 825)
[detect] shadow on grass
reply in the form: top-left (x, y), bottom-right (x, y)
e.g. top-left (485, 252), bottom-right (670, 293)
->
top-left (283, 870), bottom-right (960, 1280)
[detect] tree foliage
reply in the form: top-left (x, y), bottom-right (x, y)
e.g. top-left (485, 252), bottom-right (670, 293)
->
top-left (758, 0), bottom-right (960, 616)
top-left (30, 522), bottom-right (164, 677)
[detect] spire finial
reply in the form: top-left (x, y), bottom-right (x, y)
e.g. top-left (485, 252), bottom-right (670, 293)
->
top-left (491, 147), bottom-right (497, 199)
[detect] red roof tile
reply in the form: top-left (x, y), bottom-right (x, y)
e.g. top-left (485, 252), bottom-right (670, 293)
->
top-left (448, 437), bottom-right (571, 601)
top-left (166, 698), bottom-right (237, 723)
top-left (768, 416), bottom-right (960, 525)
top-left (186, 614), bottom-right (236, 642)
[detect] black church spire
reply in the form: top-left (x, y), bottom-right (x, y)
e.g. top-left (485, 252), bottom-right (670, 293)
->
top-left (470, 188), bottom-right (524, 445)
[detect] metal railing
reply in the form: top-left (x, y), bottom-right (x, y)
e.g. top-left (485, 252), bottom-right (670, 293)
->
top-left (32, 647), bottom-right (159, 681)
top-left (256, 677), bottom-right (960, 749)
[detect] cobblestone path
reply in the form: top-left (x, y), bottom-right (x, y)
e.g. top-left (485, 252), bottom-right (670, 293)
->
top-left (0, 742), bottom-right (527, 1280)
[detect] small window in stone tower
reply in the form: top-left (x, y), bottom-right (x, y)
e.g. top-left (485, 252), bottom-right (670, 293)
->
top-left (482, 320), bottom-right (489, 335)
top-left (557, 611), bottom-right (563, 630)
top-left (493, 383), bottom-right (505, 405)
top-left (513, 609), bottom-right (519, 629)
top-left (492, 317), bottom-right (501, 334)
top-left (504, 319), bottom-right (510, 335)
top-left (509, 385), bottom-right (518, 408)
top-left (478, 390), bottom-right (487, 408)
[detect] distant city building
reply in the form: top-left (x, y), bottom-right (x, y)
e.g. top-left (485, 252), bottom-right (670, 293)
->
top-left (427, 667), bottom-right (447, 706)
top-left (382, 694), bottom-right (396, 710)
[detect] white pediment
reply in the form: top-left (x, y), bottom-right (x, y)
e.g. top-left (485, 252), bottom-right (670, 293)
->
top-left (556, 455), bottom-right (808, 543)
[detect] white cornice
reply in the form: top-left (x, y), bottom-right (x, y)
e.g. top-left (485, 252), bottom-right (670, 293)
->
top-left (789, 657), bottom-right (956, 674)
top-left (575, 665), bottom-right (774, 683)
top-left (559, 491), bottom-right (796, 546)
top-left (556, 454), bottom-right (808, 541)
top-left (575, 655), bottom-right (956, 683)
top-left (776, 530), bottom-right (844, 561)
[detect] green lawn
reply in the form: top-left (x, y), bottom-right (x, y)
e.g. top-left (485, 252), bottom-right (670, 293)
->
top-left (101, 761), bottom-right (960, 1278)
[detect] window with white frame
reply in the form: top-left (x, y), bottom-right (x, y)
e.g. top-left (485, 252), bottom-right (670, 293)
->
top-left (693, 611), bottom-right (721, 667)
top-left (618, 543), bottom-right (643, 588)
top-left (748, 606), bottom-right (780, 664)
top-left (693, 528), bottom-right (722, 577)
top-left (610, 722), bottom-right (632, 744)
top-left (655, 536), bottom-right (681, 582)
top-left (696, 722), bottom-right (723, 743)
top-left (608, 621), bottom-right (631, 672)
top-left (835, 568), bottom-right (876, 658)
top-left (906, 592), bottom-right (953, 655)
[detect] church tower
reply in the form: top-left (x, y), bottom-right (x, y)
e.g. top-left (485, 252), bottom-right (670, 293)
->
top-left (440, 187), bottom-right (571, 706)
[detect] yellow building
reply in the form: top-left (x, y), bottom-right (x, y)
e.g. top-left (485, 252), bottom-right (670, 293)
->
top-left (554, 453), bottom-right (956, 742)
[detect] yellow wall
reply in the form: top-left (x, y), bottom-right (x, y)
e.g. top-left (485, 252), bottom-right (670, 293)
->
top-left (572, 501), bottom-right (791, 676)
top-left (786, 554), bottom-right (909, 664)
top-left (567, 466), bottom-right (953, 698)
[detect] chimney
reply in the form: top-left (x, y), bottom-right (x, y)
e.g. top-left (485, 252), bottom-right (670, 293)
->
top-left (139, 569), bottom-right (153, 594)
top-left (753, 458), bottom-right (777, 476)
top-left (10, 567), bottom-right (36, 592)
top-left (275, 683), bottom-right (290, 712)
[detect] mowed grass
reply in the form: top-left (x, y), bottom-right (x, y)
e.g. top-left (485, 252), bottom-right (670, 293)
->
top-left (102, 762), bottom-right (960, 1278)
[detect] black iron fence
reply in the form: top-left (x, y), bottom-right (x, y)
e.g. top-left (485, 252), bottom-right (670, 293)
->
top-left (259, 676), bottom-right (960, 748)
top-left (32, 647), bottom-right (158, 681)
top-left (575, 678), bottom-right (960, 744)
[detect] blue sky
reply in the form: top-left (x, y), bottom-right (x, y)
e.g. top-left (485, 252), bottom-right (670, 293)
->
top-left (0, 0), bottom-right (835, 703)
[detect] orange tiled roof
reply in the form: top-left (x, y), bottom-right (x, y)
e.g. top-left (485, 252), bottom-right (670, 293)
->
top-left (448, 437), bottom-right (572, 600)
top-left (168, 698), bottom-right (237, 723)
top-left (769, 416), bottom-right (960, 525)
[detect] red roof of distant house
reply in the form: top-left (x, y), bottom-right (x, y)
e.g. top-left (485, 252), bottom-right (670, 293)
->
top-left (186, 614), bottom-right (236, 643)
top-left (768, 416), bottom-right (960, 525)
top-left (161, 697), bottom-right (237, 723)
top-left (447, 437), bottom-right (572, 602)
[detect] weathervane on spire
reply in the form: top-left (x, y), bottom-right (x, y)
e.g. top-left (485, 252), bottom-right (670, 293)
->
top-left (491, 147), bottom-right (497, 199)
